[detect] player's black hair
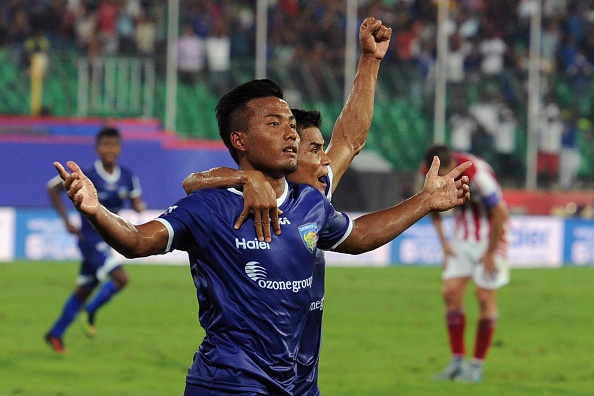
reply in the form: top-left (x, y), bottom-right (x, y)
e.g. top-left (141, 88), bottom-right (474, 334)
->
top-left (96, 126), bottom-right (121, 145)
top-left (290, 108), bottom-right (322, 133)
top-left (423, 144), bottom-right (453, 170)
top-left (216, 79), bottom-right (285, 164)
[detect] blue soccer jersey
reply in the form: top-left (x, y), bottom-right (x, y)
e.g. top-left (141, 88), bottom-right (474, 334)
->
top-left (156, 180), bottom-right (352, 395)
top-left (294, 168), bottom-right (333, 396)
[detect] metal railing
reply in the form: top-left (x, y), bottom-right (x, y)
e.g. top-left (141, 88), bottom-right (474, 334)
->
top-left (77, 57), bottom-right (155, 118)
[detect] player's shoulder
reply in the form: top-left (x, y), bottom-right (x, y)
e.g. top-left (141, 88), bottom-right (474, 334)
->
top-left (83, 162), bottom-right (98, 175)
top-left (186, 187), bottom-right (243, 205)
top-left (118, 164), bottom-right (137, 178)
top-left (287, 181), bottom-right (327, 200)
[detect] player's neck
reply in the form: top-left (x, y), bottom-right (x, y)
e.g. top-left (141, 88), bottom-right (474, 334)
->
top-left (267, 177), bottom-right (287, 198)
top-left (102, 162), bottom-right (116, 174)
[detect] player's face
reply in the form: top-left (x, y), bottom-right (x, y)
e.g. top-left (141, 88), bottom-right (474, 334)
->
top-left (96, 136), bottom-right (121, 168)
top-left (236, 97), bottom-right (299, 178)
top-left (287, 126), bottom-right (330, 194)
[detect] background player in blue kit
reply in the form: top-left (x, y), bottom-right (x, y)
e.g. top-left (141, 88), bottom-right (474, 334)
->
top-left (45, 127), bottom-right (146, 353)
top-left (53, 79), bottom-right (470, 395)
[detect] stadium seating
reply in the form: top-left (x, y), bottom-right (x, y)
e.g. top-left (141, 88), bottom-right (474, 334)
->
top-left (0, 51), bottom-right (593, 183)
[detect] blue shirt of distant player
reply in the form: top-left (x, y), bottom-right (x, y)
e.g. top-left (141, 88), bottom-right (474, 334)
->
top-left (47, 160), bottom-right (141, 280)
top-left (79, 160), bottom-right (142, 246)
top-left (156, 180), bottom-right (352, 395)
top-left (295, 168), bottom-right (333, 396)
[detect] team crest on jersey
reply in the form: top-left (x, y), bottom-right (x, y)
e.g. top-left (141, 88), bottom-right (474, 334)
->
top-left (118, 186), bottom-right (129, 200)
top-left (298, 223), bottom-right (318, 254)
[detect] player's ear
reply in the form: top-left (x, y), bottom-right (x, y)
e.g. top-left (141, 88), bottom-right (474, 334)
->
top-left (230, 130), bottom-right (246, 154)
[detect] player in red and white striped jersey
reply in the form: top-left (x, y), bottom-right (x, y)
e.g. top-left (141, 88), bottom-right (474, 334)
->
top-left (422, 145), bottom-right (509, 383)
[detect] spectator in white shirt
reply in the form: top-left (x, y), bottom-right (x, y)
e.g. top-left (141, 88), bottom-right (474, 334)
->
top-left (177, 23), bottom-right (205, 85)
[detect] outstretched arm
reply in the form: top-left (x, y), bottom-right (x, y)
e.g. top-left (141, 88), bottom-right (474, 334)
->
top-left (54, 161), bottom-right (168, 258)
top-left (182, 167), bottom-right (280, 242)
top-left (326, 16), bottom-right (392, 191)
top-left (334, 157), bottom-right (472, 254)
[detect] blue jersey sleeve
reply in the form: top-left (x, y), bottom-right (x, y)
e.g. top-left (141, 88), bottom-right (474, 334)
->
top-left (156, 194), bottom-right (214, 254)
top-left (317, 202), bottom-right (352, 251)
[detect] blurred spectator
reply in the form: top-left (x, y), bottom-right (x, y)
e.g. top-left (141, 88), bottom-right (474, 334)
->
top-left (537, 95), bottom-right (564, 189)
top-left (23, 25), bottom-right (50, 71)
top-left (540, 15), bottom-right (562, 93)
top-left (42, 0), bottom-right (71, 51)
top-left (205, 18), bottom-right (231, 95)
top-left (229, 0), bottom-right (254, 57)
top-left (469, 90), bottom-right (499, 162)
top-left (446, 33), bottom-right (470, 111)
top-left (449, 107), bottom-right (477, 152)
top-left (7, 8), bottom-right (31, 48)
top-left (493, 105), bottom-right (519, 186)
top-left (417, 39), bottom-right (436, 95)
top-left (74, 2), bottom-right (98, 54)
top-left (269, 4), bottom-right (298, 85)
top-left (565, 51), bottom-right (594, 102)
top-left (558, 33), bottom-right (579, 73)
top-left (559, 108), bottom-right (582, 190)
top-left (117, 0), bottom-right (141, 54)
top-left (392, 19), bottom-right (423, 103)
top-left (135, 12), bottom-right (156, 55)
top-left (97, 0), bottom-right (121, 55)
top-left (177, 23), bottom-right (205, 85)
top-left (478, 27), bottom-right (507, 83)
top-left (541, 17), bottom-right (561, 74)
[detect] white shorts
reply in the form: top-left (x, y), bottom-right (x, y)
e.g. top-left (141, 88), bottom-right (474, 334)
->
top-left (442, 240), bottom-right (510, 290)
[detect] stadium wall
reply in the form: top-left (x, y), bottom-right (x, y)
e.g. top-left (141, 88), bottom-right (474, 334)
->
top-left (0, 130), bottom-right (236, 209)
top-left (1, 207), bottom-right (593, 267)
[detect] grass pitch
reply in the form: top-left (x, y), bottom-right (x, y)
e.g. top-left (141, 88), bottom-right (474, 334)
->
top-left (1, 261), bottom-right (593, 395)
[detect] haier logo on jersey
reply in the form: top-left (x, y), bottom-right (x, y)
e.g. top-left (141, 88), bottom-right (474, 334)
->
top-left (245, 261), bottom-right (312, 293)
top-left (298, 223), bottom-right (318, 254)
top-left (236, 238), bottom-right (270, 250)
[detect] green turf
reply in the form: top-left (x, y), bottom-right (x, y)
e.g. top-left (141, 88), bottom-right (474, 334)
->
top-left (1, 261), bottom-right (593, 395)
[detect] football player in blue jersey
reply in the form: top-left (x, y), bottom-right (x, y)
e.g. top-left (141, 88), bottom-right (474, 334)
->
top-left (45, 127), bottom-right (146, 353)
top-left (53, 78), bottom-right (470, 395)
top-left (178, 17), bottom-right (382, 396)
top-left (181, 17), bottom-right (390, 394)
top-left (178, 18), bottom-right (469, 396)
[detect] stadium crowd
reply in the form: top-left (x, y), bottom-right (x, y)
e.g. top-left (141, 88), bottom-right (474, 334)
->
top-left (1, 0), bottom-right (593, 189)
top-left (2, 0), bottom-right (594, 82)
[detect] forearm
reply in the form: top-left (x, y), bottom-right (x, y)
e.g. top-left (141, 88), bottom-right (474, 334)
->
top-left (336, 191), bottom-right (431, 254)
top-left (332, 55), bottom-right (380, 152)
top-left (328, 56), bottom-right (381, 190)
top-left (85, 206), bottom-right (165, 258)
top-left (486, 204), bottom-right (508, 254)
top-left (183, 167), bottom-right (245, 195)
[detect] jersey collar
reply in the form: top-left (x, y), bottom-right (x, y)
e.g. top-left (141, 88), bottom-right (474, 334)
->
top-left (94, 160), bottom-right (121, 183)
top-left (228, 180), bottom-right (289, 206)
